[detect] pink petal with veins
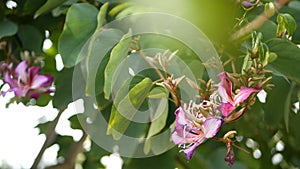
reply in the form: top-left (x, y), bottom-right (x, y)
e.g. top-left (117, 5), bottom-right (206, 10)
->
top-left (234, 86), bottom-right (261, 104)
top-left (203, 117), bottom-right (224, 138)
top-left (15, 61), bottom-right (28, 83)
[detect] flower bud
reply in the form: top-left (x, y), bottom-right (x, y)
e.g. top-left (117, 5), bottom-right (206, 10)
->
top-left (264, 2), bottom-right (276, 18)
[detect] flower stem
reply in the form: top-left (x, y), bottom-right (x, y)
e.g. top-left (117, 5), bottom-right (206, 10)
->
top-left (231, 0), bottom-right (290, 41)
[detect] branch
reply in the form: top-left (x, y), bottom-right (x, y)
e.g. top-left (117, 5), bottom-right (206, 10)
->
top-left (31, 108), bottom-right (66, 169)
top-left (45, 132), bottom-right (88, 169)
top-left (231, 0), bottom-right (290, 41)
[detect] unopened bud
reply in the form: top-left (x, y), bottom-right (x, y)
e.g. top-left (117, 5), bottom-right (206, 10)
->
top-left (223, 131), bottom-right (237, 140)
top-left (225, 107), bottom-right (247, 122)
top-left (264, 2), bottom-right (276, 18)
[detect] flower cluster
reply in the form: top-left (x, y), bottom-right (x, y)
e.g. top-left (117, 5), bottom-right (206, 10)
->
top-left (172, 71), bottom-right (261, 166)
top-left (1, 61), bottom-right (54, 99)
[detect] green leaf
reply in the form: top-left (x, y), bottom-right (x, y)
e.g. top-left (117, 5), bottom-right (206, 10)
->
top-left (83, 142), bottom-right (109, 168)
top-left (84, 28), bottom-right (123, 96)
top-left (58, 3), bottom-right (98, 67)
top-left (257, 20), bottom-right (277, 41)
top-left (263, 76), bottom-right (291, 125)
top-left (52, 67), bottom-right (74, 109)
top-left (35, 121), bottom-right (51, 135)
top-left (144, 87), bottom-right (169, 154)
top-left (18, 25), bottom-right (43, 53)
top-left (108, 2), bottom-right (131, 17)
top-left (0, 21), bottom-right (18, 40)
top-left (97, 2), bottom-right (109, 29)
top-left (53, 67), bottom-right (84, 109)
top-left (276, 13), bottom-right (297, 37)
top-left (34, 0), bottom-right (69, 18)
top-left (104, 31), bottom-right (132, 99)
top-left (22, 0), bottom-right (47, 15)
top-left (68, 114), bottom-right (82, 130)
top-left (283, 82), bottom-right (294, 132)
top-left (35, 93), bottom-right (52, 107)
top-left (266, 38), bottom-right (300, 81)
top-left (53, 134), bottom-right (74, 157)
top-left (289, 108), bottom-right (300, 149)
top-left (107, 78), bottom-right (153, 140)
top-left (106, 78), bottom-right (132, 134)
top-left (298, 89), bottom-right (300, 104)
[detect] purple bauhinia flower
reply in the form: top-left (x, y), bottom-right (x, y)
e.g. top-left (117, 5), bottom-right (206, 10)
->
top-left (218, 72), bottom-right (261, 117)
top-left (2, 61), bottom-right (54, 99)
top-left (172, 105), bottom-right (224, 160)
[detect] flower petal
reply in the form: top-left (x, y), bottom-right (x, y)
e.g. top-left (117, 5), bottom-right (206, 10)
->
top-left (218, 72), bottom-right (234, 104)
top-left (40, 75), bottom-right (53, 87)
top-left (175, 107), bottom-right (192, 128)
top-left (172, 130), bottom-right (185, 145)
top-left (15, 61), bottom-right (28, 83)
top-left (183, 141), bottom-right (202, 160)
top-left (220, 102), bottom-right (236, 117)
top-left (242, 1), bottom-right (256, 8)
top-left (2, 87), bottom-right (27, 97)
top-left (203, 117), bottom-right (223, 138)
top-left (30, 75), bottom-right (51, 89)
top-left (234, 86), bottom-right (261, 104)
top-left (28, 66), bottom-right (41, 81)
top-left (4, 73), bottom-right (18, 88)
top-left (28, 91), bottom-right (40, 99)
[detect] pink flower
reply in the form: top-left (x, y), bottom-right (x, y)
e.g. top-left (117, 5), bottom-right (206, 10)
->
top-left (2, 61), bottom-right (54, 99)
top-left (218, 72), bottom-right (261, 117)
top-left (172, 106), bottom-right (223, 160)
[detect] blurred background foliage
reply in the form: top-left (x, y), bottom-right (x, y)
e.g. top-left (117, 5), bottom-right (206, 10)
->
top-left (1, 0), bottom-right (300, 168)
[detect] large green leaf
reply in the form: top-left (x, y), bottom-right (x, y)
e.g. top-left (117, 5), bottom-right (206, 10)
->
top-left (144, 87), bottom-right (169, 154)
top-left (34, 0), bottom-right (69, 18)
top-left (257, 20), bottom-right (277, 41)
top-left (283, 82), bottom-right (294, 132)
top-left (104, 31), bottom-right (132, 99)
top-left (266, 38), bottom-right (300, 81)
top-left (85, 29), bottom-right (124, 96)
top-left (58, 3), bottom-right (98, 67)
top-left (22, 0), bottom-right (47, 15)
top-left (97, 2), bottom-right (109, 29)
top-left (289, 108), bottom-right (300, 151)
top-left (107, 78), bottom-right (153, 140)
top-left (53, 66), bottom-right (85, 109)
top-left (0, 21), bottom-right (18, 40)
top-left (263, 76), bottom-right (291, 125)
top-left (18, 24), bottom-right (43, 54)
top-left (52, 67), bottom-right (74, 109)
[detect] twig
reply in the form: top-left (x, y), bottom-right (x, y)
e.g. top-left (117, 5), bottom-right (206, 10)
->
top-left (231, 0), bottom-right (290, 41)
top-left (45, 132), bottom-right (88, 169)
top-left (137, 50), bottom-right (165, 80)
top-left (31, 108), bottom-right (66, 169)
